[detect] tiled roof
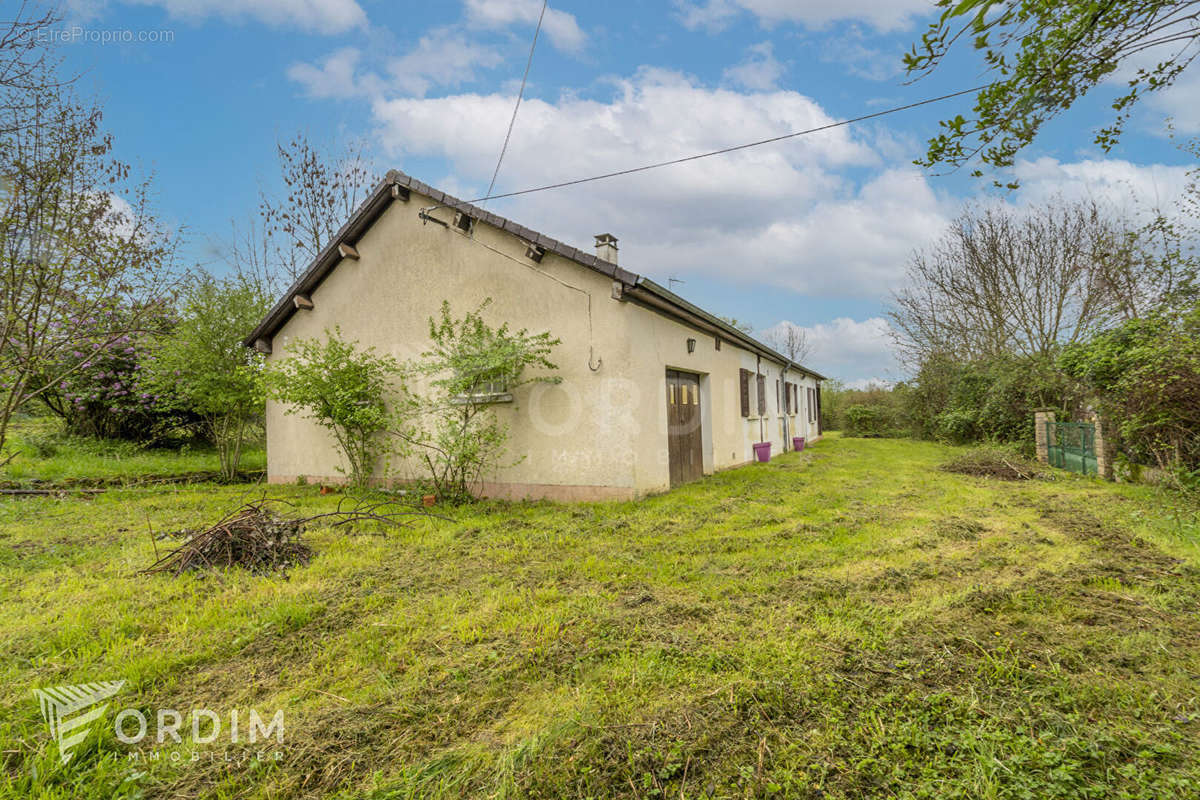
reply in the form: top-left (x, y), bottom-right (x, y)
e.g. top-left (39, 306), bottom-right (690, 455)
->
top-left (244, 169), bottom-right (826, 380)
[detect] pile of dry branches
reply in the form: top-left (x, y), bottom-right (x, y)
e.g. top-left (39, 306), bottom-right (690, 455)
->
top-left (942, 447), bottom-right (1046, 481)
top-left (142, 495), bottom-right (430, 576)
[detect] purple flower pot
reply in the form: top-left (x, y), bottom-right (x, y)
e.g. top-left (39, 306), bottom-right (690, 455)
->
top-left (793, 437), bottom-right (806, 452)
top-left (753, 442), bottom-right (771, 463)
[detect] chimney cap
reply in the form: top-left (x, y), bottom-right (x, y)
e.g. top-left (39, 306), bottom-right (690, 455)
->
top-left (594, 233), bottom-right (619, 247)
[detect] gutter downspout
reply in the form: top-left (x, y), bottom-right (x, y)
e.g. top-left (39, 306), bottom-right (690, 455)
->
top-left (756, 353), bottom-right (764, 445)
top-left (782, 362), bottom-right (789, 452)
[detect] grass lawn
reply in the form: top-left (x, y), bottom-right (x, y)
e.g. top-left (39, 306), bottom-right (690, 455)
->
top-left (1, 435), bottom-right (1199, 798)
top-left (1, 417), bottom-right (265, 485)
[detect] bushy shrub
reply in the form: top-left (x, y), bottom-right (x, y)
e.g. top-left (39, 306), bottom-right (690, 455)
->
top-left (143, 275), bottom-right (269, 481)
top-left (37, 308), bottom-right (200, 444)
top-left (823, 381), bottom-right (906, 435)
top-left (403, 299), bottom-right (560, 504)
top-left (934, 409), bottom-right (979, 444)
top-left (901, 352), bottom-right (1083, 453)
top-left (267, 328), bottom-right (403, 490)
top-left (844, 404), bottom-right (900, 437)
top-left (1060, 305), bottom-right (1200, 470)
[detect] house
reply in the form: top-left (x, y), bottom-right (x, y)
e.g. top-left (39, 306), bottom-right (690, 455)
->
top-left (244, 170), bottom-right (825, 501)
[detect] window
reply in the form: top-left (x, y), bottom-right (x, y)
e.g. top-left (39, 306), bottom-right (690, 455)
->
top-left (807, 387), bottom-right (816, 423)
top-left (453, 371), bottom-right (512, 404)
top-left (479, 377), bottom-right (509, 397)
top-left (756, 373), bottom-right (766, 416)
top-left (739, 369), bottom-right (751, 417)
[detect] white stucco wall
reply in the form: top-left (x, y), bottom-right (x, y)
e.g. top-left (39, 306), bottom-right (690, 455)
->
top-left (263, 187), bottom-right (821, 500)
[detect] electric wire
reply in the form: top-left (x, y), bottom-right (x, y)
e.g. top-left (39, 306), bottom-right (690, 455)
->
top-left (424, 83), bottom-right (989, 214)
top-left (482, 0), bottom-right (549, 209)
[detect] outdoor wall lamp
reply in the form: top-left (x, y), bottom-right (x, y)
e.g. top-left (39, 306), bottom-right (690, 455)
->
top-left (687, 338), bottom-right (696, 353)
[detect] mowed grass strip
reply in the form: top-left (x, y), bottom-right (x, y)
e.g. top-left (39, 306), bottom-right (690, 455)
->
top-left (1, 417), bottom-right (265, 485)
top-left (1, 436), bottom-right (1198, 799)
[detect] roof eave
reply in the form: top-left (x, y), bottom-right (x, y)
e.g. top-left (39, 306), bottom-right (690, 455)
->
top-left (241, 170), bottom-right (827, 382)
top-left (242, 175), bottom-right (402, 348)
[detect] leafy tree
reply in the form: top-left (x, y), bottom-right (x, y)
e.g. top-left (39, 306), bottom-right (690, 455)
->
top-left (405, 299), bottom-right (560, 504)
top-left (141, 274), bottom-right (268, 480)
top-left (906, 0), bottom-right (1200, 181)
top-left (0, 88), bottom-right (179, 453)
top-left (266, 328), bottom-right (402, 490)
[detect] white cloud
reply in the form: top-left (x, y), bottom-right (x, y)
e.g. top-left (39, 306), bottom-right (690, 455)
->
top-left (127, 0), bottom-right (365, 33)
top-left (386, 28), bottom-right (506, 97)
top-left (722, 41), bottom-right (785, 91)
top-left (287, 47), bottom-right (375, 99)
top-left (761, 317), bottom-right (900, 383)
top-left (289, 29), bottom-right (504, 99)
top-left (676, 0), bottom-right (931, 33)
top-left (1144, 67), bottom-right (1200, 134)
top-left (1010, 157), bottom-right (1192, 219)
top-left (463, 0), bottom-right (586, 52)
top-left (369, 68), bottom-right (936, 297)
top-left (297, 58), bottom-right (1194, 314)
top-left (821, 29), bottom-right (903, 81)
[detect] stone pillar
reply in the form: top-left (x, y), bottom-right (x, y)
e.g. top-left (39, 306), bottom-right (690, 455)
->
top-left (1090, 411), bottom-right (1115, 480)
top-left (1034, 409), bottom-right (1056, 464)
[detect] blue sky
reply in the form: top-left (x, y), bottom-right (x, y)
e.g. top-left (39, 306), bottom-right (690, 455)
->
top-left (54, 0), bottom-right (1199, 385)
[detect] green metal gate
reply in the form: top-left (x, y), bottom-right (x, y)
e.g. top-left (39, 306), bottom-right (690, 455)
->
top-left (1046, 421), bottom-right (1098, 476)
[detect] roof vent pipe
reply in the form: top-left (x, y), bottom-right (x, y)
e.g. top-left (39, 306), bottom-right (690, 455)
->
top-left (594, 233), bottom-right (618, 265)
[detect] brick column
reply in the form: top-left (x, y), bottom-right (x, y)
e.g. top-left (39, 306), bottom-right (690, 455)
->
top-left (1090, 412), bottom-right (1115, 480)
top-left (1034, 409), bottom-right (1056, 464)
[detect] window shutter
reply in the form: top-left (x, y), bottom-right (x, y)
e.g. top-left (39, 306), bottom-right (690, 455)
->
top-left (775, 380), bottom-right (780, 413)
top-left (816, 386), bottom-right (822, 433)
top-left (756, 373), bottom-right (766, 416)
top-left (739, 369), bottom-right (750, 417)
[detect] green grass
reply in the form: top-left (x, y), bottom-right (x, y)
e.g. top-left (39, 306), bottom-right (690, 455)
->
top-left (1, 435), bottom-right (1199, 798)
top-left (1, 417), bottom-right (265, 484)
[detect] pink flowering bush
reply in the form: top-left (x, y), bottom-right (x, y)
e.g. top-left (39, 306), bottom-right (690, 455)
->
top-left (39, 309), bottom-right (202, 443)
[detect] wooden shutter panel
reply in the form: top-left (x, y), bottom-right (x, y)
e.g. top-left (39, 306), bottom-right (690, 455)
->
top-left (756, 373), bottom-right (766, 416)
top-left (739, 369), bottom-right (750, 417)
top-left (816, 386), bottom-right (822, 433)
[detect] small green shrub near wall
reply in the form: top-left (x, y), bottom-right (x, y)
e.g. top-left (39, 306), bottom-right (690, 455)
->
top-left (844, 404), bottom-right (900, 437)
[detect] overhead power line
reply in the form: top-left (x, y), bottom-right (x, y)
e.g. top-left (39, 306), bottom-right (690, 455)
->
top-left (482, 0), bottom-right (549, 208)
top-left (439, 84), bottom-right (988, 210)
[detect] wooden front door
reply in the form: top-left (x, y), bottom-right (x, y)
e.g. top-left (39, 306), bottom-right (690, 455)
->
top-left (666, 370), bottom-right (704, 487)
